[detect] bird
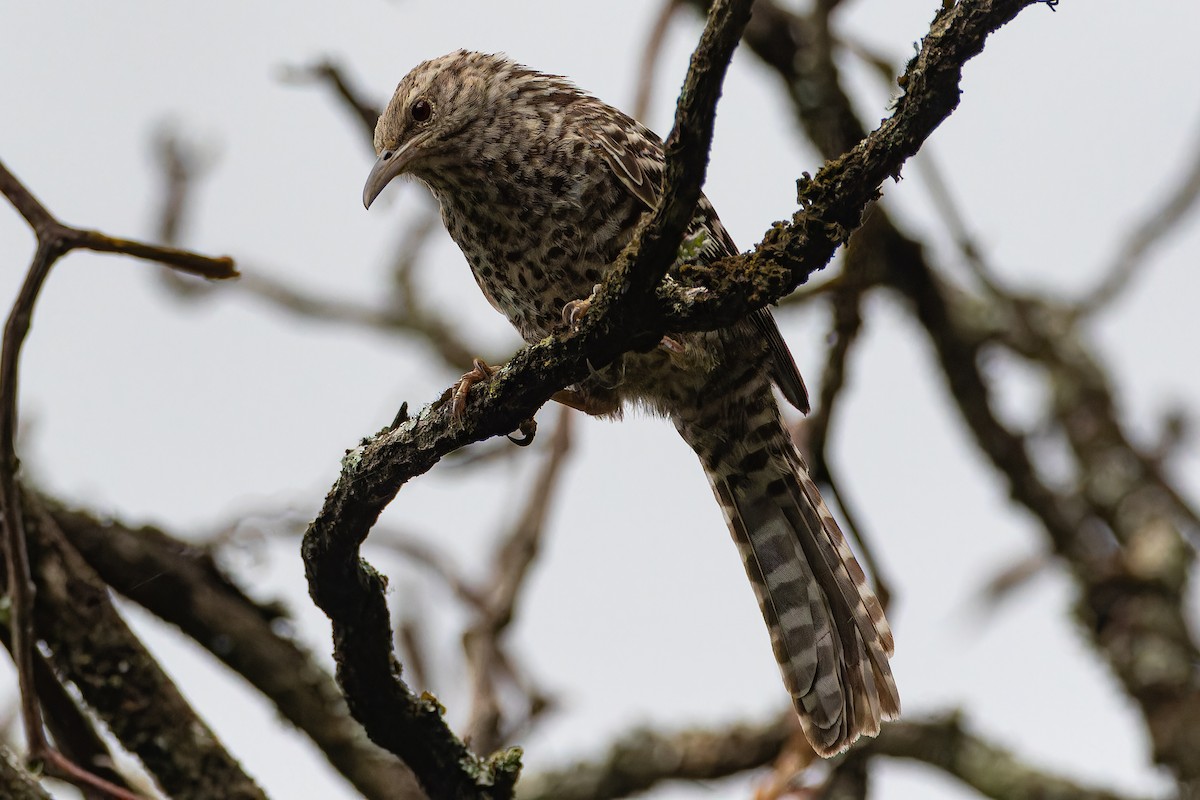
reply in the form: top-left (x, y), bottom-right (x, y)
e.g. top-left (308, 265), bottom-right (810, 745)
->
top-left (362, 50), bottom-right (898, 756)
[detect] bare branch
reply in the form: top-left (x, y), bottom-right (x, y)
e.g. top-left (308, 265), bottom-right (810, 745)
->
top-left (281, 58), bottom-right (382, 141)
top-left (1079, 111), bottom-right (1200, 314)
top-left (516, 714), bottom-right (796, 800)
top-left (519, 712), bottom-right (1155, 800)
top-left (25, 499), bottom-right (266, 799)
top-left (0, 156), bottom-right (235, 799)
top-left (632, 0), bottom-right (683, 121)
top-left (50, 505), bottom-right (422, 800)
top-left (866, 714), bottom-right (1157, 800)
top-left (465, 408), bottom-right (574, 753)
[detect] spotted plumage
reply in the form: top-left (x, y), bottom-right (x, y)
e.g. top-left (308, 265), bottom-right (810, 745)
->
top-left (364, 50), bottom-right (898, 756)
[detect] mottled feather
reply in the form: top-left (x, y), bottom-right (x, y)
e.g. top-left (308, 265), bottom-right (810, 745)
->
top-left (367, 50), bottom-right (898, 756)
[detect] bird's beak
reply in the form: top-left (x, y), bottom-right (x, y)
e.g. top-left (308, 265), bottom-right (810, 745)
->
top-left (363, 149), bottom-right (403, 210)
top-left (363, 136), bottom-right (426, 209)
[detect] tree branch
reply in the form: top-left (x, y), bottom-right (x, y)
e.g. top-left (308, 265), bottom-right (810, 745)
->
top-left (0, 747), bottom-right (51, 800)
top-left (515, 715), bottom-right (795, 800)
top-left (865, 714), bottom-right (1156, 800)
top-left (0, 156), bottom-right (235, 799)
top-left (50, 504), bottom-right (423, 800)
top-left (25, 498), bottom-right (266, 799)
top-left (302, 0), bottom-right (1046, 795)
top-left (519, 711), bottom-right (1146, 800)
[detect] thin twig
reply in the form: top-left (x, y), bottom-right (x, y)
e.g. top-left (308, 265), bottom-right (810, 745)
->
top-left (0, 157), bottom-right (234, 800)
top-left (465, 407), bottom-right (574, 753)
top-left (281, 58), bottom-right (381, 140)
top-left (1079, 110), bottom-right (1200, 314)
top-left (632, 0), bottom-right (683, 121)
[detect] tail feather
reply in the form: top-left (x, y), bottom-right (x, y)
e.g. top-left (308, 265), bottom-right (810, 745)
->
top-left (687, 409), bottom-right (899, 757)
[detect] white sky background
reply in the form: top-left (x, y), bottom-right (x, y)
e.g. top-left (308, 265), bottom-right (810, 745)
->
top-left (2, 1), bottom-right (1199, 799)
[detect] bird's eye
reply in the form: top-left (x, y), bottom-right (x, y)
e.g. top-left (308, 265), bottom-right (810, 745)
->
top-left (411, 99), bottom-right (432, 123)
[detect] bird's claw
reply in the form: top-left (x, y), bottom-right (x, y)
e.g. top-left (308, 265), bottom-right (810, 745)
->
top-left (561, 298), bottom-right (590, 331)
top-left (561, 284), bottom-right (603, 331)
top-left (658, 335), bottom-right (686, 355)
top-left (451, 358), bottom-right (494, 418)
top-left (507, 417), bottom-right (537, 446)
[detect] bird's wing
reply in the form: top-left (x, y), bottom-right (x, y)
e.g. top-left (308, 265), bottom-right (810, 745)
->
top-left (589, 119), bottom-right (660, 210)
top-left (586, 117), bottom-right (810, 413)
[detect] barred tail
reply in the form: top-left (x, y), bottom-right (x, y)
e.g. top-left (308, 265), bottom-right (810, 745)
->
top-left (679, 402), bottom-right (899, 756)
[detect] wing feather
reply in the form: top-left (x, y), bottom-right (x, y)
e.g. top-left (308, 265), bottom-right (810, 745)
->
top-left (586, 117), bottom-right (810, 413)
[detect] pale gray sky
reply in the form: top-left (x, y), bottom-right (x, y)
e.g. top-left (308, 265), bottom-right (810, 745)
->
top-left (2, 1), bottom-right (1199, 798)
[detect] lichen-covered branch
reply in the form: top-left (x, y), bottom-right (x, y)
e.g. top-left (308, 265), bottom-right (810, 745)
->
top-left (25, 499), bottom-right (265, 800)
top-left (518, 712), bottom-right (1146, 800)
top-left (301, 2), bottom-right (1046, 795)
top-left (516, 715), bottom-right (795, 800)
top-left (50, 504), bottom-right (422, 800)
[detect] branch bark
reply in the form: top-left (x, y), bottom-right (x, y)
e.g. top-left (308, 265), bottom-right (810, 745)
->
top-left (518, 712), bottom-right (1147, 800)
top-left (50, 504), bottom-right (422, 800)
top-left (26, 498), bottom-right (265, 799)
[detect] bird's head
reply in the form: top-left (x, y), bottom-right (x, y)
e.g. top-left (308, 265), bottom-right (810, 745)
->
top-left (362, 50), bottom-right (501, 209)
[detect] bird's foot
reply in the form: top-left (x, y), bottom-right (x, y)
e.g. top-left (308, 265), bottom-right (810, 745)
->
top-left (561, 284), bottom-right (603, 331)
top-left (552, 387), bottom-right (621, 417)
top-left (451, 358), bottom-right (495, 417)
top-left (448, 359), bottom-right (538, 444)
top-left (507, 417), bottom-right (537, 446)
top-left (658, 335), bottom-right (686, 355)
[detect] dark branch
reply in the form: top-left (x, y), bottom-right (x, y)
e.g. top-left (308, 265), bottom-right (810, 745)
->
top-left (518, 712), bottom-right (1155, 800)
top-left (302, 0), bottom-right (1046, 795)
top-left (25, 499), bottom-right (266, 799)
top-left (0, 156), bottom-right (236, 798)
top-left (0, 748), bottom-right (51, 800)
top-left (50, 505), bottom-right (422, 800)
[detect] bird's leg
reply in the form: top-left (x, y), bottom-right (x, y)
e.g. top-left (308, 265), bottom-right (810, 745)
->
top-left (658, 335), bottom-right (686, 355)
top-left (448, 359), bottom-right (540, 444)
top-left (552, 387), bottom-right (620, 417)
top-left (451, 358), bottom-right (494, 417)
top-left (560, 286), bottom-right (601, 332)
